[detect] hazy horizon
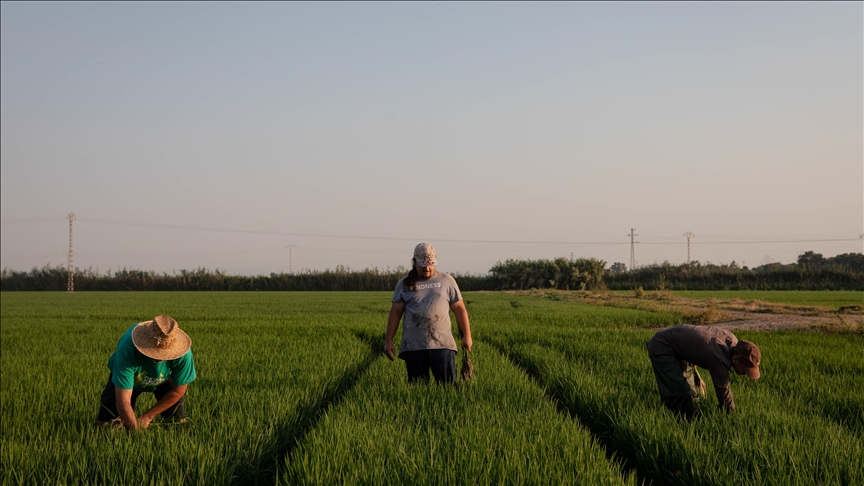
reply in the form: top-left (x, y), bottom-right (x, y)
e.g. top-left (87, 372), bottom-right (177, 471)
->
top-left (2, 2), bottom-right (862, 276)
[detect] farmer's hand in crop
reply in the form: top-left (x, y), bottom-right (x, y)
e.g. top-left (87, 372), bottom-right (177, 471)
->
top-left (138, 383), bottom-right (187, 429)
top-left (461, 335), bottom-right (473, 353)
top-left (115, 388), bottom-right (139, 431)
top-left (138, 414), bottom-right (154, 429)
top-left (385, 302), bottom-right (404, 361)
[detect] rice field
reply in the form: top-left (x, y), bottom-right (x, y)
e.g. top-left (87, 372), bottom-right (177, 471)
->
top-left (1, 291), bottom-right (861, 485)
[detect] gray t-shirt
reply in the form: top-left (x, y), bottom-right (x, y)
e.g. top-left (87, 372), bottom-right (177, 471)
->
top-left (647, 325), bottom-right (738, 409)
top-left (392, 270), bottom-right (462, 358)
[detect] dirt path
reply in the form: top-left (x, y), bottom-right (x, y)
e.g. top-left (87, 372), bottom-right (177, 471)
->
top-left (711, 310), bottom-right (862, 332)
top-left (521, 289), bottom-right (864, 333)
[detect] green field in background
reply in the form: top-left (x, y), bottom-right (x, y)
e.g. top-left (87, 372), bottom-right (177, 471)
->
top-left (2, 291), bottom-right (861, 485)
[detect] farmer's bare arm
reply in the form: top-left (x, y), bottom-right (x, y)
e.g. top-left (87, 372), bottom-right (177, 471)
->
top-left (139, 383), bottom-right (187, 428)
top-left (450, 300), bottom-right (472, 352)
top-left (384, 302), bottom-right (405, 361)
top-left (115, 388), bottom-right (138, 431)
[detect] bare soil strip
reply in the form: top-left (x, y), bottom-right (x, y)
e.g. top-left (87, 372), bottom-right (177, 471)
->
top-left (520, 290), bottom-right (864, 333)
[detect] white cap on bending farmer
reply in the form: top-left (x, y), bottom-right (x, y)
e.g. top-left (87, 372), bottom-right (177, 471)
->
top-left (384, 243), bottom-right (472, 384)
top-left (95, 315), bottom-right (197, 431)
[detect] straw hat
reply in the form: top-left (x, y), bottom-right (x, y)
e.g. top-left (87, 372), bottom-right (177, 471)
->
top-left (131, 315), bottom-right (191, 360)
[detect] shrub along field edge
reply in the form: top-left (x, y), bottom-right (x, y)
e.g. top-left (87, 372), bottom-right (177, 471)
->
top-left (3, 252), bottom-right (863, 291)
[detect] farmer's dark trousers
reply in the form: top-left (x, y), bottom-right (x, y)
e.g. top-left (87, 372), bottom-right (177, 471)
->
top-left (97, 373), bottom-right (185, 422)
top-left (648, 352), bottom-right (697, 420)
top-left (402, 349), bottom-right (457, 384)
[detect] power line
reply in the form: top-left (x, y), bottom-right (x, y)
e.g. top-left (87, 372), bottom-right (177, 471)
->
top-left (0, 244), bottom-right (580, 262)
top-left (669, 239), bottom-right (856, 245)
top-left (0, 253), bottom-right (66, 260)
top-left (2, 216), bottom-right (860, 247)
top-left (0, 217), bottom-right (67, 224)
top-left (74, 247), bottom-right (289, 259)
top-left (69, 218), bottom-right (864, 246)
top-left (69, 218), bottom-right (634, 245)
top-left (601, 243), bottom-right (627, 264)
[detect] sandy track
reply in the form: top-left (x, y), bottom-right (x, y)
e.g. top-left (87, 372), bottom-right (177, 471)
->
top-left (713, 310), bottom-right (863, 332)
top-left (520, 289), bottom-right (864, 333)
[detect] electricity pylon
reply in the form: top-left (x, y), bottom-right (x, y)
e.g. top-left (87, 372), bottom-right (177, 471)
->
top-left (683, 231), bottom-right (695, 264)
top-left (287, 245), bottom-right (297, 274)
top-left (628, 228), bottom-right (638, 271)
top-left (67, 212), bottom-right (76, 292)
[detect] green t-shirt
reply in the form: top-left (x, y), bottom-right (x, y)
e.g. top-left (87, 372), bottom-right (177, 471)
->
top-left (107, 324), bottom-right (196, 392)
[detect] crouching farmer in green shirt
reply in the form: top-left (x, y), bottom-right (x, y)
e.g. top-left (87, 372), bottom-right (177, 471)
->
top-left (96, 315), bottom-right (196, 431)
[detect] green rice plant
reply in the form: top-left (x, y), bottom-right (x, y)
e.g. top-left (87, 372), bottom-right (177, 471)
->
top-left (477, 295), bottom-right (863, 486)
top-left (2, 291), bottom-right (861, 485)
top-left (280, 343), bottom-right (635, 486)
top-left (736, 331), bottom-right (864, 434)
top-left (463, 291), bottom-right (684, 330)
top-left (1, 292), bottom-right (381, 485)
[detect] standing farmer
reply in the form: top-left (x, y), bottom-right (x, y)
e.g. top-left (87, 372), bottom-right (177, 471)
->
top-left (96, 315), bottom-right (196, 430)
top-left (647, 324), bottom-right (760, 419)
top-left (385, 243), bottom-right (472, 384)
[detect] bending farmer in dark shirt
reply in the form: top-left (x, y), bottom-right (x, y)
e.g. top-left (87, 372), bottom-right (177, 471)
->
top-left (647, 325), bottom-right (761, 419)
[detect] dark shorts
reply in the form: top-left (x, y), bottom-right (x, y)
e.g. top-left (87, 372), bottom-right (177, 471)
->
top-left (648, 352), bottom-right (703, 420)
top-left (97, 374), bottom-right (185, 422)
top-left (402, 349), bottom-right (457, 384)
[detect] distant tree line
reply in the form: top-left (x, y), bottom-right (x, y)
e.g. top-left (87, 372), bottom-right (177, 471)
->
top-left (604, 251), bottom-right (864, 291)
top-left (488, 258), bottom-right (607, 290)
top-left (2, 251), bottom-right (861, 291)
top-left (0, 265), bottom-right (497, 292)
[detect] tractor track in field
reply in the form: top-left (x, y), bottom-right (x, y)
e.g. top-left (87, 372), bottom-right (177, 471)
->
top-left (241, 331), bottom-right (381, 486)
top-left (483, 339), bottom-right (649, 486)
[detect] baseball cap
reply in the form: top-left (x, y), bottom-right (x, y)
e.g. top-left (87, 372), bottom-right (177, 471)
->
top-left (734, 340), bottom-right (761, 379)
top-left (413, 243), bottom-right (437, 267)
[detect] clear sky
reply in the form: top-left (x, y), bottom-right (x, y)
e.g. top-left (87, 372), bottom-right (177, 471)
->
top-left (2, 2), bottom-right (862, 276)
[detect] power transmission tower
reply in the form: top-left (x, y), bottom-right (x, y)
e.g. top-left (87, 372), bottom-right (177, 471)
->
top-left (683, 231), bottom-right (695, 264)
top-left (628, 228), bottom-right (638, 271)
top-left (287, 245), bottom-right (297, 274)
top-left (66, 212), bottom-right (76, 292)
